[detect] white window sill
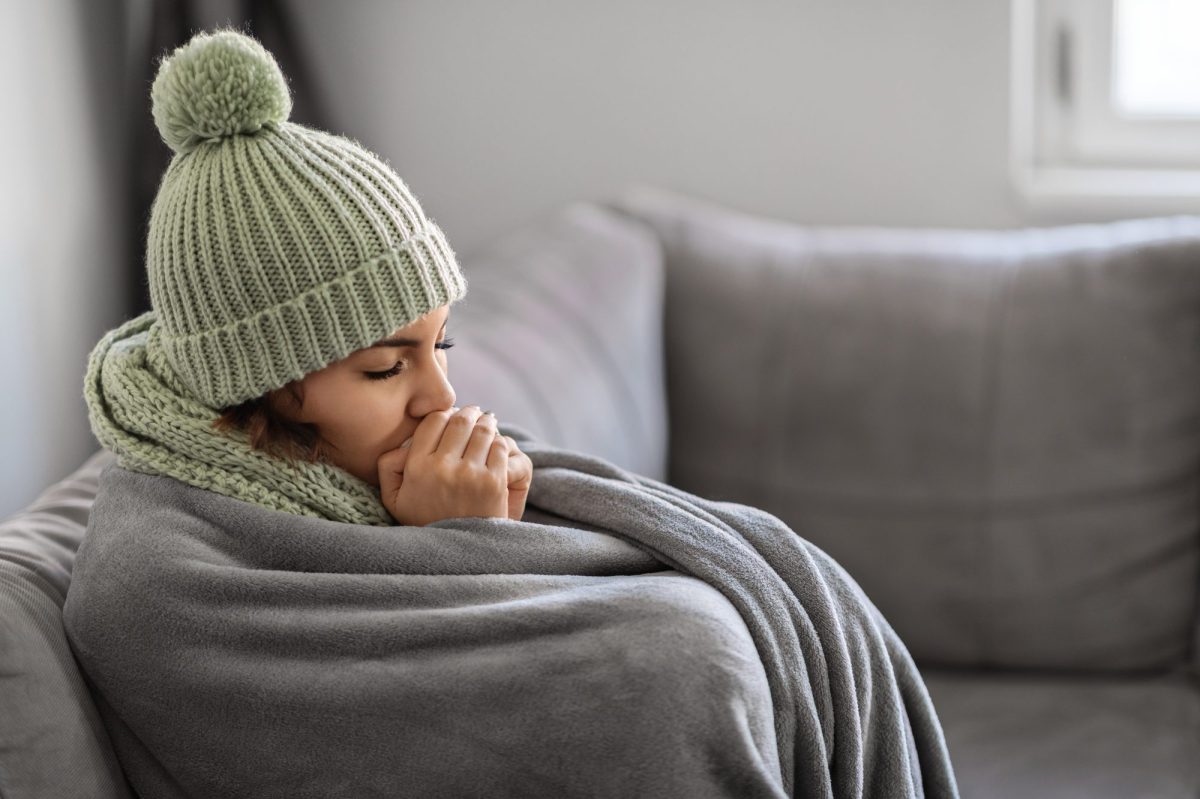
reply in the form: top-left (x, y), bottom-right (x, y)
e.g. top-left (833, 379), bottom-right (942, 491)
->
top-left (1012, 165), bottom-right (1200, 212)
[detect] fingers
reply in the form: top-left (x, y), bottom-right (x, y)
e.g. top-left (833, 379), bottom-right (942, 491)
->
top-left (411, 405), bottom-right (514, 469)
top-left (462, 410), bottom-right (499, 464)
top-left (503, 437), bottom-right (533, 489)
top-left (376, 443), bottom-right (411, 498)
top-left (409, 406), bottom-right (459, 456)
top-left (486, 429), bottom-right (510, 475)
top-left (433, 405), bottom-right (485, 459)
top-left (378, 440), bottom-right (412, 473)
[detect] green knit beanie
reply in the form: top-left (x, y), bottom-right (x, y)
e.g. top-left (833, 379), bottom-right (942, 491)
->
top-left (145, 27), bottom-right (468, 409)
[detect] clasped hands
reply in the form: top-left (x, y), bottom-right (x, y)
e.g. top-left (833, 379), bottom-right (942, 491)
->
top-left (377, 405), bottom-right (533, 526)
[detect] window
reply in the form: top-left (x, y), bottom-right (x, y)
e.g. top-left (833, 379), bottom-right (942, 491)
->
top-left (1012, 0), bottom-right (1200, 200)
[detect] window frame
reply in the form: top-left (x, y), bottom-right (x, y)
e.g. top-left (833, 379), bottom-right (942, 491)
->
top-left (1011, 0), bottom-right (1200, 205)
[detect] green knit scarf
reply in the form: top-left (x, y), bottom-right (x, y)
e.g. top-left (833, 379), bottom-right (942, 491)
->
top-left (84, 310), bottom-right (395, 526)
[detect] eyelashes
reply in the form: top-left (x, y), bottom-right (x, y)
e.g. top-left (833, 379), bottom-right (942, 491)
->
top-left (364, 336), bottom-right (455, 381)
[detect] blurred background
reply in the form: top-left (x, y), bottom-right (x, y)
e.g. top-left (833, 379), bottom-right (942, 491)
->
top-left (3, 0), bottom-right (1198, 518)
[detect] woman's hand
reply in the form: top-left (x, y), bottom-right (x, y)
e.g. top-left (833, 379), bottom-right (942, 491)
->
top-left (499, 432), bottom-right (533, 522)
top-left (376, 405), bottom-right (510, 527)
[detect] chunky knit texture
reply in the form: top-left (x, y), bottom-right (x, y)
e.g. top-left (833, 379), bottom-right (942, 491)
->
top-left (143, 27), bottom-right (468, 409)
top-left (84, 310), bottom-right (395, 525)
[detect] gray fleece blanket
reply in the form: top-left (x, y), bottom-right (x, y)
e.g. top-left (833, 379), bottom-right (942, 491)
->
top-left (63, 422), bottom-right (959, 799)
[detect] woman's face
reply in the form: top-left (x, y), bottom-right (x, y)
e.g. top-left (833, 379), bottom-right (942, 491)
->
top-left (272, 304), bottom-right (456, 487)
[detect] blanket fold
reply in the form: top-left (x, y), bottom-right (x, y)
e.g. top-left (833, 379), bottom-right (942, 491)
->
top-left (63, 425), bottom-right (960, 799)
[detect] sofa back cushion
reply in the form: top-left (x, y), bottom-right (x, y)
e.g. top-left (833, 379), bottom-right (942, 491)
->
top-left (449, 201), bottom-right (668, 482)
top-left (608, 186), bottom-right (1200, 673)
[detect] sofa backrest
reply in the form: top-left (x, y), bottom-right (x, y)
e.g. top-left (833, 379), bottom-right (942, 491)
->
top-left (449, 200), bottom-right (669, 482)
top-left (0, 448), bottom-right (132, 799)
top-left (606, 185), bottom-right (1200, 675)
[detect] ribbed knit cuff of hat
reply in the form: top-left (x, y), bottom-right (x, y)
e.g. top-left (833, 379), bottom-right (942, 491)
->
top-left (149, 218), bottom-right (466, 409)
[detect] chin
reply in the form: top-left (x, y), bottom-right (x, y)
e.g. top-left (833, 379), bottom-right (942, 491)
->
top-left (351, 462), bottom-right (378, 487)
top-left (358, 458), bottom-right (382, 489)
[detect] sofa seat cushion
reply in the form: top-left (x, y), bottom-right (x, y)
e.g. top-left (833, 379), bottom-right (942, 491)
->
top-left (924, 667), bottom-right (1200, 799)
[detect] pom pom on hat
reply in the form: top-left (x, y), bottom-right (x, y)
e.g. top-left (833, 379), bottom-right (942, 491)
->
top-left (150, 28), bottom-right (292, 155)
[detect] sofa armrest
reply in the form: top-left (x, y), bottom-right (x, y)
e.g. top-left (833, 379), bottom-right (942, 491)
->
top-left (0, 446), bottom-right (132, 799)
top-left (0, 447), bottom-right (115, 605)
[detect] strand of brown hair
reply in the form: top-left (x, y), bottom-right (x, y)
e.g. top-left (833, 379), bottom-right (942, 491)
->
top-left (211, 382), bottom-right (334, 471)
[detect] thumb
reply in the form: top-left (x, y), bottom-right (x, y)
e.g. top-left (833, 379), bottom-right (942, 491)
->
top-left (377, 437), bottom-right (413, 496)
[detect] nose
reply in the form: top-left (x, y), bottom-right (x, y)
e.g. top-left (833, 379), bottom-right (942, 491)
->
top-left (413, 353), bottom-right (455, 412)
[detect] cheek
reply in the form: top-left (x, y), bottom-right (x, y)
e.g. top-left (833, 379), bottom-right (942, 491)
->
top-left (319, 387), bottom-right (408, 443)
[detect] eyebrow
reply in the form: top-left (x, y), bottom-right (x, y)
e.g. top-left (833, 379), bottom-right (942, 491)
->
top-left (364, 319), bottom-right (448, 349)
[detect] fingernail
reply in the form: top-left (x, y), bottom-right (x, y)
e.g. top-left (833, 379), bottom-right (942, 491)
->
top-left (401, 437), bottom-right (412, 448)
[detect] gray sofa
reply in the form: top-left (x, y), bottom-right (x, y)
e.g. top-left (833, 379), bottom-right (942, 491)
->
top-left (2, 184), bottom-right (1198, 797)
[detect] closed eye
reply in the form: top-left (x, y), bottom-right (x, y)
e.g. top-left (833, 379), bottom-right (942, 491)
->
top-left (364, 337), bottom-right (455, 381)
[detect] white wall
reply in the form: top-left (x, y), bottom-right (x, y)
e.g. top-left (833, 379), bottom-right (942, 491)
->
top-left (0, 0), bottom-right (129, 519)
top-left (287, 0), bottom-right (1188, 261)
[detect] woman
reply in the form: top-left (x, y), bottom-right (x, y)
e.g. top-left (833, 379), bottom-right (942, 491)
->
top-left (65, 27), bottom-right (959, 799)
